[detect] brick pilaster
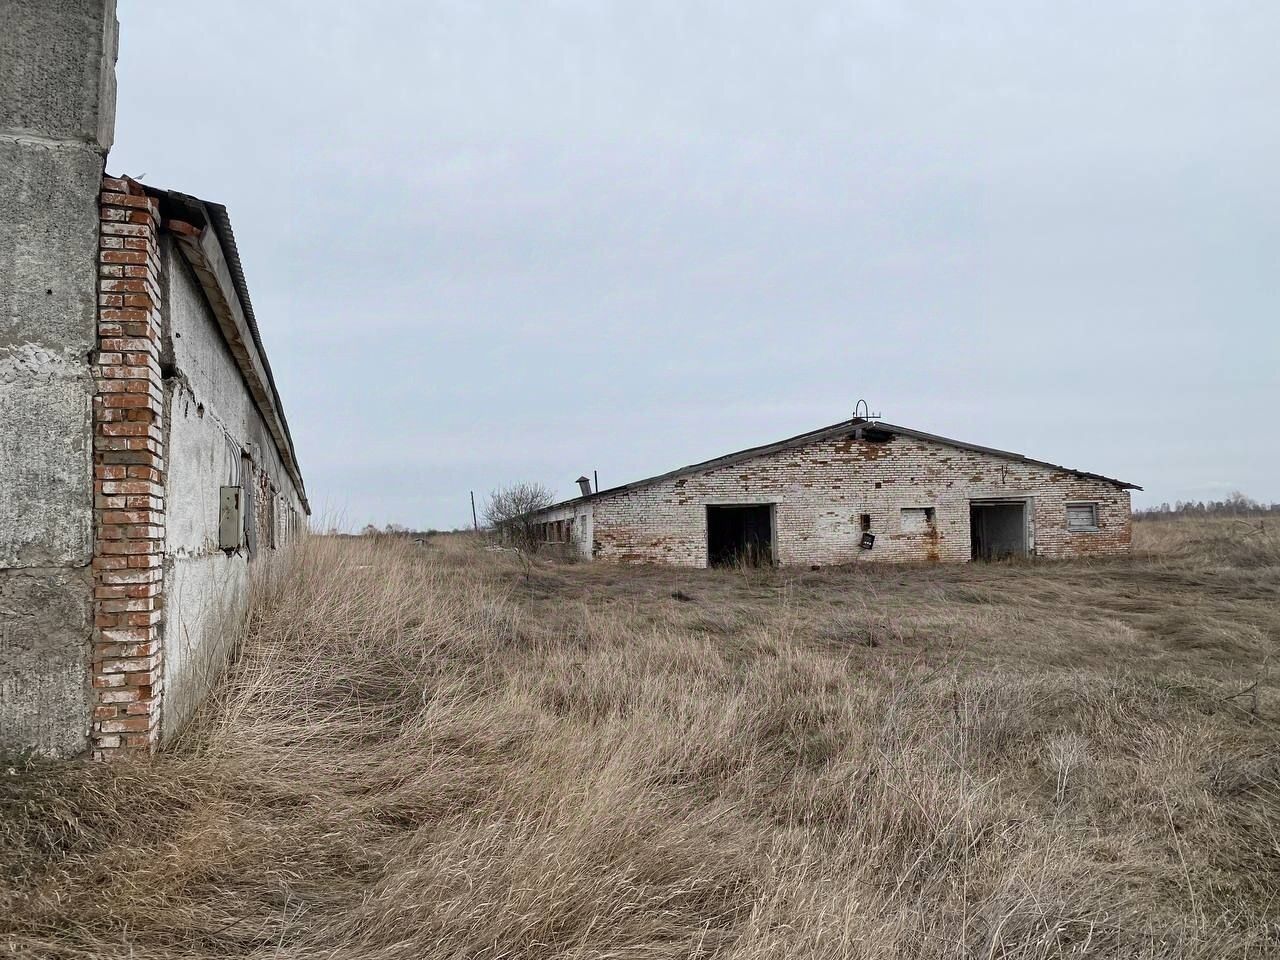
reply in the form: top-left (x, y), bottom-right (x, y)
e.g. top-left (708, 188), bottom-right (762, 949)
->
top-left (91, 177), bottom-right (166, 759)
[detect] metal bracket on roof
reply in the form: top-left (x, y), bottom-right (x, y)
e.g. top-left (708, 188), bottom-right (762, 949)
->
top-left (853, 399), bottom-right (882, 422)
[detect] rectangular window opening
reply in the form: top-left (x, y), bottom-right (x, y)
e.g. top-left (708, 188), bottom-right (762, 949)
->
top-left (266, 484), bottom-right (277, 549)
top-left (1066, 502), bottom-right (1099, 532)
top-left (859, 513), bottom-right (872, 532)
top-left (240, 453), bottom-right (257, 557)
top-left (900, 506), bottom-right (936, 533)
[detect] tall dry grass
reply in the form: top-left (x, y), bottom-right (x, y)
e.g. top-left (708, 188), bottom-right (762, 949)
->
top-left (3, 518), bottom-right (1279, 958)
top-left (1133, 514), bottom-right (1280, 567)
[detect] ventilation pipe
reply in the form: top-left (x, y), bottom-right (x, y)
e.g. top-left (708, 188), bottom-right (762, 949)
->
top-left (576, 475), bottom-right (593, 497)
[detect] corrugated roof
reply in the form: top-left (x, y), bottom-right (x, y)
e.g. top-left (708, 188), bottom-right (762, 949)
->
top-left (201, 200), bottom-right (306, 505)
top-left (135, 181), bottom-right (309, 511)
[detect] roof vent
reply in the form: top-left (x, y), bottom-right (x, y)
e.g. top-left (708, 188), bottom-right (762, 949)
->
top-left (576, 475), bottom-right (593, 497)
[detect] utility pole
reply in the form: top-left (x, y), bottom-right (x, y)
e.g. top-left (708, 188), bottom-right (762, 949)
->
top-left (470, 491), bottom-right (478, 532)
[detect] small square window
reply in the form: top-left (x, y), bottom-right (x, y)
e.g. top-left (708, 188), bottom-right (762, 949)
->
top-left (1066, 502), bottom-right (1099, 531)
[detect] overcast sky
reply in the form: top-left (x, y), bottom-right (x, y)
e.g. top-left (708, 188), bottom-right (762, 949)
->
top-left (111, 1), bottom-right (1279, 528)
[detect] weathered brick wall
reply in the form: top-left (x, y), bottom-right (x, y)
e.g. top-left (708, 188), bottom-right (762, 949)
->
top-left (90, 178), bottom-right (310, 760)
top-left (587, 431), bottom-right (1131, 566)
top-left (91, 177), bottom-right (165, 758)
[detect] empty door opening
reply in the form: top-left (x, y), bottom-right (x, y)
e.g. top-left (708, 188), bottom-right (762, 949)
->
top-left (707, 504), bottom-right (774, 567)
top-left (970, 501), bottom-right (1027, 561)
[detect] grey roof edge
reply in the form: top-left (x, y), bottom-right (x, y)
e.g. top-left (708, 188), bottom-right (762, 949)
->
top-left (870, 421), bottom-right (1142, 491)
top-left (134, 180), bottom-right (310, 513)
top-left (202, 200), bottom-right (309, 511)
top-left (530, 418), bottom-right (1141, 515)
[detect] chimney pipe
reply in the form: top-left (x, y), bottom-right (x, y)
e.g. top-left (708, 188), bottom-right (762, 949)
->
top-left (576, 475), bottom-right (592, 497)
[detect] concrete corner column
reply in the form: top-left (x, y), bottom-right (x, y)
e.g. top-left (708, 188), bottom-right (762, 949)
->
top-left (0, 0), bottom-right (119, 756)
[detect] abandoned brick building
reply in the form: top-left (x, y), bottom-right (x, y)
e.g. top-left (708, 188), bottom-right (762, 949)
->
top-left (1, 1), bottom-right (308, 758)
top-left (526, 419), bottom-right (1138, 567)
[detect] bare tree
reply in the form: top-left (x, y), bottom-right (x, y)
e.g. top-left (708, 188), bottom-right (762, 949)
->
top-left (483, 482), bottom-right (554, 553)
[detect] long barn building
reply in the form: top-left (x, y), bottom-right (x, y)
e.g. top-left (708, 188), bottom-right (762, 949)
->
top-left (2, 1), bottom-right (308, 758)
top-left (526, 419), bottom-right (1139, 567)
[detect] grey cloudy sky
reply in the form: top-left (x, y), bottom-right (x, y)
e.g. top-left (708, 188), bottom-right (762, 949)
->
top-left (111, 1), bottom-right (1279, 528)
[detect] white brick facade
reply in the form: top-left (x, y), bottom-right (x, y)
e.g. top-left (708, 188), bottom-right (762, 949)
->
top-left (533, 425), bottom-right (1133, 567)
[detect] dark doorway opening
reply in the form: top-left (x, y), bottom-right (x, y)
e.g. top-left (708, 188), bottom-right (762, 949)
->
top-left (970, 501), bottom-right (1028, 561)
top-left (707, 504), bottom-right (774, 567)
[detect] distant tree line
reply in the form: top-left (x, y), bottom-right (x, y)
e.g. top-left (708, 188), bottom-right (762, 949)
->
top-left (1135, 491), bottom-right (1280, 520)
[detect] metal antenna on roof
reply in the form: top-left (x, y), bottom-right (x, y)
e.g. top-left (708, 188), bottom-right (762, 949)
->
top-left (853, 399), bottom-right (881, 422)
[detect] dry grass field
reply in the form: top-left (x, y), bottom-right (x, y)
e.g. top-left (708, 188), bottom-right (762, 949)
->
top-left (3, 517), bottom-right (1279, 958)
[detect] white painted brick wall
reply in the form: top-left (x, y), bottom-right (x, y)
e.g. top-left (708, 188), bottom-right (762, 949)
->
top-left (529, 502), bottom-right (594, 560)
top-left (564, 432), bottom-right (1130, 566)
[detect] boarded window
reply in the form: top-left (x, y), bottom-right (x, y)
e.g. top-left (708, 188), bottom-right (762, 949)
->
top-left (1066, 502), bottom-right (1099, 531)
top-left (900, 507), bottom-right (936, 533)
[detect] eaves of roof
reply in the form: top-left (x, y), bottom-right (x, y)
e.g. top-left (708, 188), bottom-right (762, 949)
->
top-left (133, 180), bottom-right (309, 513)
top-left (532, 418), bottom-right (1141, 514)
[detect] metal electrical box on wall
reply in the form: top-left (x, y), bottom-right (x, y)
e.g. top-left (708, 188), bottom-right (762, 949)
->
top-left (219, 486), bottom-right (243, 551)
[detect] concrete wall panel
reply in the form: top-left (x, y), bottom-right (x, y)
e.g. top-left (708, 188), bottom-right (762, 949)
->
top-left (0, 139), bottom-right (103, 566)
top-left (0, 349), bottom-right (94, 567)
top-left (0, 0), bottom-right (117, 147)
top-left (0, 0), bottom-right (117, 756)
top-left (0, 567), bottom-right (91, 755)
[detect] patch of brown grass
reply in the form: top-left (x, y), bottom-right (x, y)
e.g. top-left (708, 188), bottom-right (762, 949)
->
top-left (1133, 515), bottom-right (1280, 567)
top-left (3, 517), bottom-right (1279, 958)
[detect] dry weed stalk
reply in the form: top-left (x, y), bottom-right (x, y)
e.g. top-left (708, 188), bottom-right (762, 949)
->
top-left (2, 517), bottom-right (1278, 958)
